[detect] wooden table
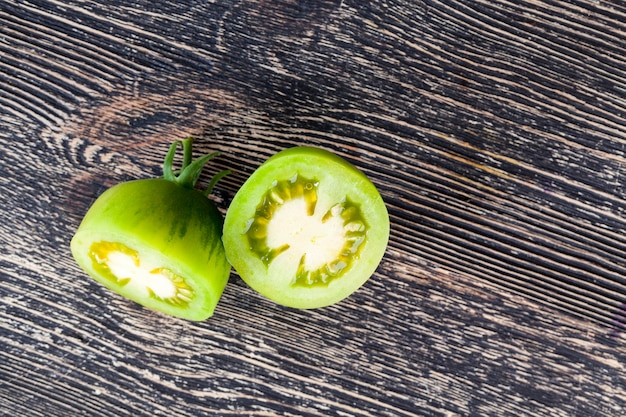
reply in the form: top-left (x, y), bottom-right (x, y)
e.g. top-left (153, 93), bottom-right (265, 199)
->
top-left (1, 1), bottom-right (625, 416)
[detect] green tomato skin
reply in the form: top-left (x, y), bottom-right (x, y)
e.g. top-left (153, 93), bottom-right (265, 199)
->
top-left (71, 178), bottom-right (231, 321)
top-left (223, 146), bottom-right (390, 309)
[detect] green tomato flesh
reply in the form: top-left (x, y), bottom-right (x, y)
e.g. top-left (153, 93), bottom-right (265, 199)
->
top-left (223, 147), bottom-right (390, 309)
top-left (71, 178), bottom-right (231, 321)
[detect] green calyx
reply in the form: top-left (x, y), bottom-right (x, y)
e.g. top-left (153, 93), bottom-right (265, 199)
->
top-left (163, 137), bottom-right (231, 195)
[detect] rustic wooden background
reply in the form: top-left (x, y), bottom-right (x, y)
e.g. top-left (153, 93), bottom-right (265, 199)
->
top-left (1, 0), bottom-right (625, 416)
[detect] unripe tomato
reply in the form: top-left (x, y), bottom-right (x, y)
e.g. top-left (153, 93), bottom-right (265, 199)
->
top-left (223, 147), bottom-right (390, 309)
top-left (71, 139), bottom-right (231, 321)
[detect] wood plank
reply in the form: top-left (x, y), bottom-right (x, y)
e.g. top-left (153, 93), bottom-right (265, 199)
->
top-left (1, 0), bottom-right (625, 416)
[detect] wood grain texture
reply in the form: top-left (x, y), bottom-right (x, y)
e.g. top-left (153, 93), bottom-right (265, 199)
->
top-left (1, 0), bottom-right (625, 416)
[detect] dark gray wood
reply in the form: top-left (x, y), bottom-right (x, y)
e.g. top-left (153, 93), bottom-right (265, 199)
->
top-left (1, 0), bottom-right (625, 416)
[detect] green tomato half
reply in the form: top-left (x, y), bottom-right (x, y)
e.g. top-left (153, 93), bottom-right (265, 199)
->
top-left (71, 139), bottom-right (231, 321)
top-left (223, 147), bottom-right (390, 309)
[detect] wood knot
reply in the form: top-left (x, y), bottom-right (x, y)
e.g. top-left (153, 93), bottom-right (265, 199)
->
top-left (65, 86), bottom-right (245, 151)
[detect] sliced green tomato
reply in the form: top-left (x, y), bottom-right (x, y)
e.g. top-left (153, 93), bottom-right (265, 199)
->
top-left (223, 147), bottom-right (390, 309)
top-left (71, 178), bottom-right (231, 321)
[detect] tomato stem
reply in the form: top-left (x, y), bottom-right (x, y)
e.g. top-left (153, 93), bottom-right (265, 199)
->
top-left (182, 138), bottom-right (193, 170)
top-left (162, 138), bottom-right (229, 193)
top-left (204, 169), bottom-right (232, 197)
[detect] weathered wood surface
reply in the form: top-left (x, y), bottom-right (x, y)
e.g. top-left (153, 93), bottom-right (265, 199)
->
top-left (1, 0), bottom-right (625, 415)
